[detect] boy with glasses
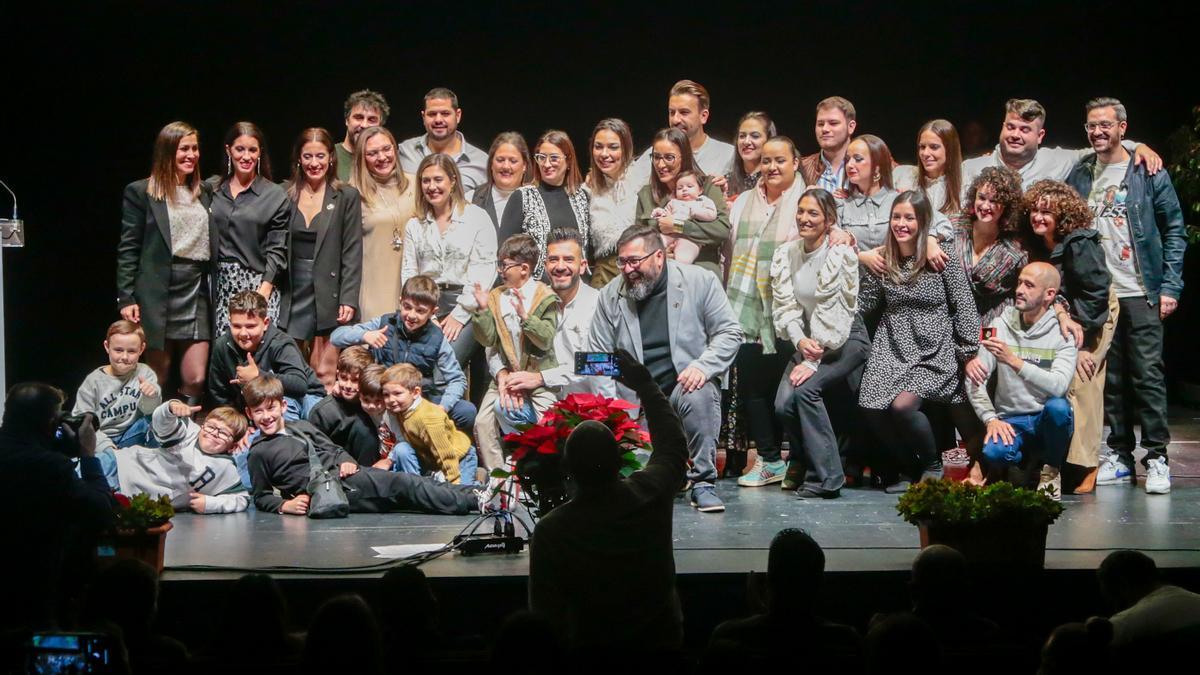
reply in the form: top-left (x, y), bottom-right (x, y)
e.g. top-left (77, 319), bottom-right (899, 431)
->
top-left (468, 234), bottom-right (561, 472)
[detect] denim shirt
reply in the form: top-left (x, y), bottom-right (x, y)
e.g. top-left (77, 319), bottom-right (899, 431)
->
top-left (1066, 157), bottom-right (1187, 302)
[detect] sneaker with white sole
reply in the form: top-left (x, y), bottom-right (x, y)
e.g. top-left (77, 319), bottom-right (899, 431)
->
top-left (1097, 456), bottom-right (1134, 486)
top-left (690, 486), bottom-right (726, 512)
top-left (1145, 458), bottom-right (1171, 494)
top-left (737, 456), bottom-right (787, 487)
top-left (1038, 464), bottom-right (1062, 502)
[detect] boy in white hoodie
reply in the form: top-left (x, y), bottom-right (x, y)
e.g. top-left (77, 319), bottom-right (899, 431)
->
top-left (966, 262), bottom-right (1078, 499)
top-left (99, 401), bottom-right (251, 513)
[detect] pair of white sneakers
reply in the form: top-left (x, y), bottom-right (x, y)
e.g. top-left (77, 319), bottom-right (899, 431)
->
top-left (1097, 454), bottom-right (1171, 494)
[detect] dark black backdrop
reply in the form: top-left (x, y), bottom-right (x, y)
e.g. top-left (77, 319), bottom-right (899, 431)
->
top-left (3, 0), bottom-right (1198, 395)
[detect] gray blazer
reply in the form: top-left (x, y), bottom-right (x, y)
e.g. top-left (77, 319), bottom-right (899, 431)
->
top-left (588, 260), bottom-right (741, 387)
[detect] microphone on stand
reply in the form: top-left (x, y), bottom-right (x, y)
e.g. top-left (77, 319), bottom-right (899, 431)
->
top-left (0, 178), bottom-right (23, 247)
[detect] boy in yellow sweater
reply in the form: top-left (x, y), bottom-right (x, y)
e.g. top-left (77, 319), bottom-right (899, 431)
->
top-left (375, 363), bottom-right (478, 485)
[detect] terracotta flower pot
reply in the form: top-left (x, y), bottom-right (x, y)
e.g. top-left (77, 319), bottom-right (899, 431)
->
top-left (98, 521), bottom-right (173, 573)
top-left (918, 520), bottom-right (1048, 569)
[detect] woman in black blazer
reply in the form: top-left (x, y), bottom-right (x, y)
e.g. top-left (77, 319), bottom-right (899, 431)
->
top-left (470, 131), bottom-right (532, 228)
top-left (116, 121), bottom-right (218, 401)
top-left (278, 127), bottom-right (364, 389)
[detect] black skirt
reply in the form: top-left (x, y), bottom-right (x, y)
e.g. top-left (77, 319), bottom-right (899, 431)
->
top-left (286, 257), bottom-right (317, 340)
top-left (165, 258), bottom-right (212, 341)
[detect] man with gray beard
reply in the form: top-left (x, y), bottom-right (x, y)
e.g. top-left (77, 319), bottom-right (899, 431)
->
top-left (588, 225), bottom-right (741, 512)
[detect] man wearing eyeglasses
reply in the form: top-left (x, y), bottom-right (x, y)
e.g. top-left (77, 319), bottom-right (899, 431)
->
top-left (1066, 97), bottom-right (1187, 496)
top-left (961, 98), bottom-right (1161, 200)
top-left (587, 224), bottom-right (741, 512)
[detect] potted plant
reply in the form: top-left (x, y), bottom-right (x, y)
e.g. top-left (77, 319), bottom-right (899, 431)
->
top-left (896, 479), bottom-right (1064, 568)
top-left (494, 393), bottom-right (649, 516)
top-left (97, 493), bottom-right (175, 573)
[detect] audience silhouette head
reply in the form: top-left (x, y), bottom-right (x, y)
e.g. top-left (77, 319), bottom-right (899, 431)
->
top-left (563, 420), bottom-right (622, 488)
top-left (910, 544), bottom-right (968, 609)
top-left (1097, 550), bottom-right (1159, 612)
top-left (767, 528), bottom-right (824, 609)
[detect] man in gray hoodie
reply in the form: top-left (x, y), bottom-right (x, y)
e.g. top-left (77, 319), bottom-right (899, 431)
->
top-left (967, 262), bottom-right (1078, 498)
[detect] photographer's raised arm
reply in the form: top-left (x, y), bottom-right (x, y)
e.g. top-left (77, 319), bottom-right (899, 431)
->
top-left (614, 350), bottom-right (687, 496)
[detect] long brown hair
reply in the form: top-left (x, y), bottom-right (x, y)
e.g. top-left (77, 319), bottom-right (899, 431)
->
top-left (882, 190), bottom-right (933, 285)
top-left (413, 153), bottom-right (467, 221)
top-left (485, 131), bottom-right (533, 188)
top-left (286, 127), bottom-right (342, 200)
top-left (148, 121), bottom-right (201, 203)
top-left (351, 126), bottom-right (409, 208)
top-left (222, 121), bottom-right (272, 181)
top-left (729, 111), bottom-right (777, 190)
top-left (847, 134), bottom-right (894, 197)
top-left (533, 130), bottom-right (584, 194)
top-left (649, 127), bottom-right (704, 203)
top-left (585, 118), bottom-right (635, 195)
top-left (917, 119), bottom-right (963, 214)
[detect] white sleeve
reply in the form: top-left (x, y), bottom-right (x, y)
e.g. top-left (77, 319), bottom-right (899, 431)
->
top-left (201, 491), bottom-right (250, 514)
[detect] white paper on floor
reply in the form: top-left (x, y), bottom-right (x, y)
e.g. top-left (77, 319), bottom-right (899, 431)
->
top-left (371, 543), bottom-right (447, 559)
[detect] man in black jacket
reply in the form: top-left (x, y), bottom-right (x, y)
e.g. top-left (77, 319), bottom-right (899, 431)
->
top-left (209, 291), bottom-right (325, 416)
top-left (528, 350), bottom-right (688, 655)
top-left (0, 383), bottom-right (116, 630)
top-left (243, 375), bottom-right (477, 515)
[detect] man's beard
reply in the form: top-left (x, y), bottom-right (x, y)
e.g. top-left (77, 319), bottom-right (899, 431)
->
top-left (625, 268), bottom-right (660, 301)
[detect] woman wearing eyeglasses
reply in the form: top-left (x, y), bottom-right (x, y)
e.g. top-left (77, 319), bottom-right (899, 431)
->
top-left (634, 127), bottom-right (731, 280)
top-left (497, 130), bottom-right (590, 280)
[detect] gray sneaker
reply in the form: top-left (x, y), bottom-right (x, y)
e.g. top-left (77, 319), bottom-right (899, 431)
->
top-left (690, 486), bottom-right (725, 513)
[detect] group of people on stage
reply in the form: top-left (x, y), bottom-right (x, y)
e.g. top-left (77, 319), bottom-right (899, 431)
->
top-left (96, 79), bottom-right (1185, 516)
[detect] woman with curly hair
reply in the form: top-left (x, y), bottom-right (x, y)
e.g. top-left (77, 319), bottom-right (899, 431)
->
top-left (1023, 179), bottom-right (1115, 493)
top-left (953, 166), bottom-right (1028, 325)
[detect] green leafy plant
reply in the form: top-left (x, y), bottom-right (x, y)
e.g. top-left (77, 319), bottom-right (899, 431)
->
top-left (1166, 105), bottom-right (1200, 245)
top-left (896, 479), bottom-right (1064, 528)
top-left (113, 493), bottom-right (174, 531)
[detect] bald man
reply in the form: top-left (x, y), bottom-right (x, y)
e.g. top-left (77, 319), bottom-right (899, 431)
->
top-left (966, 262), bottom-right (1078, 499)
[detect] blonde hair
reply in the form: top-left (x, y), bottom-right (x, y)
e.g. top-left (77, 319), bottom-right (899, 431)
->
top-left (382, 363), bottom-right (423, 390)
top-left (352, 126), bottom-right (409, 208)
top-left (207, 406), bottom-right (249, 441)
top-left (106, 319), bottom-right (146, 345)
top-left (147, 121), bottom-right (201, 203)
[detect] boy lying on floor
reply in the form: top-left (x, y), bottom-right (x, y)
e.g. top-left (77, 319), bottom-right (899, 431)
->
top-left (99, 400), bottom-right (251, 513)
top-left (243, 374), bottom-right (480, 516)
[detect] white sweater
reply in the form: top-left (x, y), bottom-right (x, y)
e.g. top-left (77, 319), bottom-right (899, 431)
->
top-left (111, 402), bottom-right (249, 513)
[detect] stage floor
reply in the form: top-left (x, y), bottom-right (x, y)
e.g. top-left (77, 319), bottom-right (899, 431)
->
top-left (163, 410), bottom-right (1200, 581)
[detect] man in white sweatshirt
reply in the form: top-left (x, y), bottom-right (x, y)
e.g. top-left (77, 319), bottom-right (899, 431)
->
top-left (967, 262), bottom-right (1078, 499)
top-left (99, 400), bottom-right (251, 514)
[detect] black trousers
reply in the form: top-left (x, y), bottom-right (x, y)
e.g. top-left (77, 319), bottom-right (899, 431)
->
top-left (774, 321), bottom-right (870, 493)
top-left (1105, 296), bottom-right (1170, 465)
top-left (344, 468), bottom-right (477, 515)
top-left (736, 340), bottom-right (795, 462)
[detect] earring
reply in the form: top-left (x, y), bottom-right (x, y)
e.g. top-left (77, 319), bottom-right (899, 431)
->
top-left (256, 157), bottom-right (261, 174)
top-left (873, 171), bottom-right (881, 183)
top-left (226, 155), bottom-right (231, 175)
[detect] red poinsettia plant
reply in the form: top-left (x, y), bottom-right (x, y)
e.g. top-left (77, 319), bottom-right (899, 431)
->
top-left (499, 393), bottom-right (651, 478)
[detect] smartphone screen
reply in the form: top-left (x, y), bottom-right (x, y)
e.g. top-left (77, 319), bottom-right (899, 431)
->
top-left (980, 327), bottom-right (996, 341)
top-left (28, 633), bottom-right (114, 674)
top-left (574, 351), bottom-right (620, 377)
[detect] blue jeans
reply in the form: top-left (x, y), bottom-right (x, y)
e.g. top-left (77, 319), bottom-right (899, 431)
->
top-left (388, 442), bottom-right (479, 485)
top-left (98, 448), bottom-right (121, 491)
top-left (493, 396), bottom-right (540, 435)
top-left (982, 397), bottom-right (1074, 469)
top-left (284, 394), bottom-right (325, 421)
top-left (114, 416), bottom-right (153, 449)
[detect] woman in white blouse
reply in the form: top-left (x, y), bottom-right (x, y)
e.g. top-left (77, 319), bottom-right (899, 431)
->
top-left (770, 188), bottom-right (869, 499)
top-left (892, 119), bottom-right (964, 219)
top-left (402, 153), bottom-right (499, 367)
top-left (585, 118), bottom-right (648, 288)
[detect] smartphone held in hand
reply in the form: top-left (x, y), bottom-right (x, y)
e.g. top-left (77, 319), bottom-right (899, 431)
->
top-left (575, 351), bottom-right (621, 377)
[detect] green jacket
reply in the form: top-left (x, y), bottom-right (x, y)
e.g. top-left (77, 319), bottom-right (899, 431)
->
top-left (471, 281), bottom-right (559, 372)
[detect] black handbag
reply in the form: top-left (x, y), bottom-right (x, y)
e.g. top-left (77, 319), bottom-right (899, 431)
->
top-left (297, 429), bottom-right (350, 519)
